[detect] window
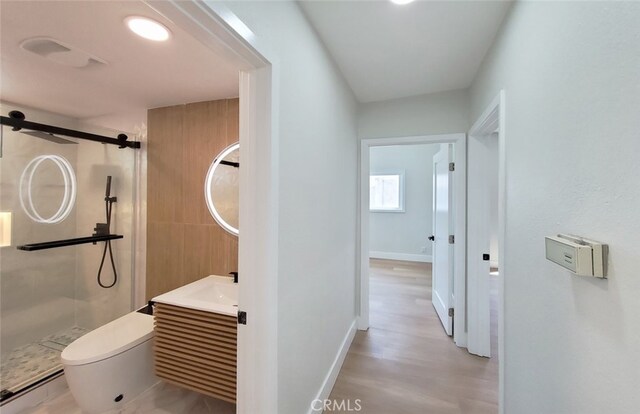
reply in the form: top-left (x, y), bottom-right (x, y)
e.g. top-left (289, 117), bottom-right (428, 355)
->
top-left (370, 172), bottom-right (404, 212)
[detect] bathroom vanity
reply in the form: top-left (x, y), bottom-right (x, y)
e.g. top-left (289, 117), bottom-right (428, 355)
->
top-left (151, 276), bottom-right (238, 403)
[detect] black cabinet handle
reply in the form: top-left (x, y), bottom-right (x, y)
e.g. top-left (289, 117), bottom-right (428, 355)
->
top-left (428, 235), bottom-right (435, 241)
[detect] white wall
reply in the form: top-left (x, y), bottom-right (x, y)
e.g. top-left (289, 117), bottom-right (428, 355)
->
top-left (359, 89), bottom-right (469, 139)
top-left (469, 2), bottom-right (640, 413)
top-left (369, 144), bottom-right (440, 261)
top-left (222, 2), bottom-right (359, 413)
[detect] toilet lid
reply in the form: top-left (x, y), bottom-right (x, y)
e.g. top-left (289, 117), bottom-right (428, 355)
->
top-left (61, 311), bottom-right (154, 366)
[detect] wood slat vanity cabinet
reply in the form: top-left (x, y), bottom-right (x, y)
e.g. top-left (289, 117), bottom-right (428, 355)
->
top-left (153, 302), bottom-right (237, 403)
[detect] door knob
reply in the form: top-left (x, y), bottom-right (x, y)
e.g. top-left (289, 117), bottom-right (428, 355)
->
top-left (428, 235), bottom-right (435, 241)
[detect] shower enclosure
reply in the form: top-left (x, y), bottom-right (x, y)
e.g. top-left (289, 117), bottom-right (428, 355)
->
top-left (0, 104), bottom-right (140, 400)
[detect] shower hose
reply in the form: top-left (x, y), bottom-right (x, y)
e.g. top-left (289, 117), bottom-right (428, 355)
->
top-left (97, 189), bottom-right (118, 289)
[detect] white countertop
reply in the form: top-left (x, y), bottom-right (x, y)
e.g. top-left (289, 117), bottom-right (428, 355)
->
top-left (152, 275), bottom-right (238, 316)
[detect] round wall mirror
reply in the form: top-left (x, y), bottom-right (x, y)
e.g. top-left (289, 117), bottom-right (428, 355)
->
top-left (205, 143), bottom-right (239, 236)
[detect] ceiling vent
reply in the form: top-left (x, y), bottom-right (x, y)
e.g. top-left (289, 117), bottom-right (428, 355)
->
top-left (20, 37), bottom-right (107, 68)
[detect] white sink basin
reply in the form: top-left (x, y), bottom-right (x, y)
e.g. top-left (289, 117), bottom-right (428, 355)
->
top-left (152, 275), bottom-right (238, 316)
top-left (186, 280), bottom-right (237, 306)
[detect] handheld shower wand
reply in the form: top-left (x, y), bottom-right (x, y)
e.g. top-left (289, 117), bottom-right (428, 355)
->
top-left (105, 175), bottom-right (112, 199)
top-left (96, 175), bottom-right (118, 288)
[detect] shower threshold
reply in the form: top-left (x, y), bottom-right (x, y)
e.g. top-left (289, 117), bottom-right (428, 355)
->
top-left (0, 326), bottom-right (87, 400)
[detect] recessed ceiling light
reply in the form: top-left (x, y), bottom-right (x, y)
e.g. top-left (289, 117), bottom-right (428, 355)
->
top-left (390, 0), bottom-right (416, 5)
top-left (125, 16), bottom-right (171, 42)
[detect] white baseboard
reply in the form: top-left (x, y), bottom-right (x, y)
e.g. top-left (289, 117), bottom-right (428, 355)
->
top-left (357, 316), bottom-right (369, 331)
top-left (307, 319), bottom-right (357, 414)
top-left (369, 251), bottom-right (432, 263)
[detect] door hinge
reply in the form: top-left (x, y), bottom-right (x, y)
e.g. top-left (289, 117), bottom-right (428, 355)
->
top-left (449, 162), bottom-right (455, 172)
top-left (237, 311), bottom-right (247, 325)
top-left (449, 235), bottom-right (455, 244)
top-left (448, 308), bottom-right (454, 317)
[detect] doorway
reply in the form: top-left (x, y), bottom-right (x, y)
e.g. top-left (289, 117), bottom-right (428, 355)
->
top-left (146, 3), bottom-right (279, 413)
top-left (368, 143), bottom-right (445, 334)
top-left (358, 134), bottom-right (467, 347)
top-left (467, 90), bottom-right (506, 408)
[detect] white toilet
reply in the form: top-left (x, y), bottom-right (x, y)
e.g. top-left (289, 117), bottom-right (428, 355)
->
top-left (61, 311), bottom-right (158, 413)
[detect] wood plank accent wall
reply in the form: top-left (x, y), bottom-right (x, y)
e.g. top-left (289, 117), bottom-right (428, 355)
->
top-left (153, 303), bottom-right (237, 403)
top-left (146, 99), bottom-right (239, 300)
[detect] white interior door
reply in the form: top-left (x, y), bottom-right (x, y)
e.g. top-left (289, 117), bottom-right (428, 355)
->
top-left (467, 135), bottom-right (497, 357)
top-left (431, 145), bottom-right (454, 336)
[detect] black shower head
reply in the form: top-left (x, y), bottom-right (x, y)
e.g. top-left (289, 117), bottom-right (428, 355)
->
top-left (21, 130), bottom-right (77, 144)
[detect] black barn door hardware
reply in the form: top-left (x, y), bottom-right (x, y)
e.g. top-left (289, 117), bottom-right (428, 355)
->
top-left (1, 111), bottom-right (140, 149)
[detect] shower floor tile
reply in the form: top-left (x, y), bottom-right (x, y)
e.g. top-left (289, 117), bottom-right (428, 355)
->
top-left (1, 326), bottom-right (87, 393)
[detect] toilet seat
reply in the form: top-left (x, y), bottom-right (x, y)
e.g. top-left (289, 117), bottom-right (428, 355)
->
top-left (61, 311), bottom-right (154, 366)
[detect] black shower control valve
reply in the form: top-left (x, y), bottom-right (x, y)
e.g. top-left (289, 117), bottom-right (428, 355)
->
top-left (93, 223), bottom-right (110, 238)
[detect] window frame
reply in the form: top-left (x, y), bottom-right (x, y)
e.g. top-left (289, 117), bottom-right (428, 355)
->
top-left (369, 170), bottom-right (406, 213)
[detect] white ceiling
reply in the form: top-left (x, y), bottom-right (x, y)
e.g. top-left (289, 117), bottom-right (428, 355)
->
top-left (299, 0), bottom-right (513, 103)
top-left (0, 1), bottom-right (243, 130)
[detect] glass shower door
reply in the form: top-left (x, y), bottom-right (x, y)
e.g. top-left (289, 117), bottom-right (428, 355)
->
top-left (0, 109), bottom-right (136, 400)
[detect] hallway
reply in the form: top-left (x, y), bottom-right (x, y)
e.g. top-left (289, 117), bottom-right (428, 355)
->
top-left (329, 259), bottom-right (498, 413)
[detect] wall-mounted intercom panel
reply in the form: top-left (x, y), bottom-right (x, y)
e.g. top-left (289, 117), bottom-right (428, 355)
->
top-left (545, 234), bottom-right (608, 278)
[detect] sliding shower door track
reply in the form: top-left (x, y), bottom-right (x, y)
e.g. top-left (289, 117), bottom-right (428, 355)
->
top-left (0, 369), bottom-right (64, 404)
